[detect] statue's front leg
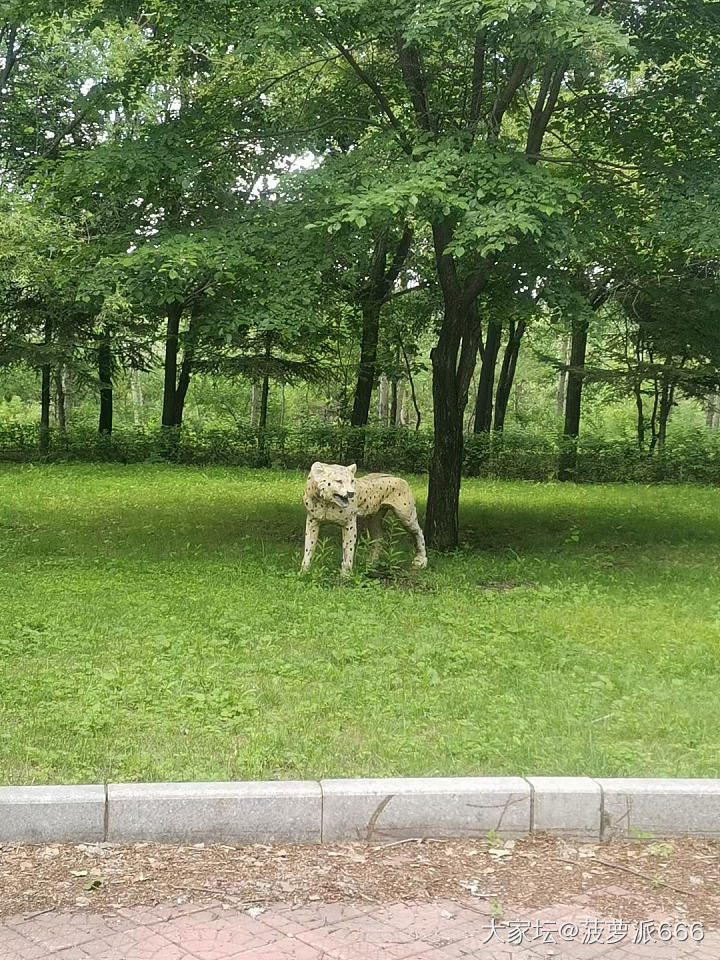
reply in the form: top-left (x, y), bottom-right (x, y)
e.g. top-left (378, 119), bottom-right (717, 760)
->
top-left (301, 517), bottom-right (320, 571)
top-left (341, 518), bottom-right (358, 575)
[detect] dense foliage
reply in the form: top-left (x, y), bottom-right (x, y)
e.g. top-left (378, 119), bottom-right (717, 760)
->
top-left (5, 421), bottom-right (720, 485)
top-left (2, 0), bottom-right (720, 543)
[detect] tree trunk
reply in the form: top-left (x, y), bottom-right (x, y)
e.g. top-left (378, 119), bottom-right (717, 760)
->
top-left (378, 374), bottom-right (389, 425)
top-left (390, 378), bottom-right (398, 425)
top-left (473, 321), bottom-right (502, 432)
top-left (55, 368), bottom-right (66, 431)
top-left (493, 320), bottom-right (526, 431)
top-left (98, 338), bottom-right (113, 435)
top-left (130, 368), bottom-right (144, 426)
top-left (396, 381), bottom-right (406, 425)
top-left (350, 227), bottom-right (413, 427)
top-left (174, 351), bottom-right (193, 426)
top-left (706, 394), bottom-right (715, 429)
top-left (425, 322), bottom-right (465, 551)
top-left (707, 392), bottom-right (720, 430)
top-left (350, 301), bottom-right (382, 427)
top-left (657, 374), bottom-right (675, 450)
top-left (558, 317), bottom-right (589, 481)
top-left (250, 381), bottom-right (260, 426)
top-left (259, 374), bottom-right (270, 430)
top-left (425, 218), bottom-right (485, 550)
top-left (39, 317), bottom-right (52, 453)
top-left (400, 341), bottom-right (421, 431)
top-left (649, 376), bottom-right (660, 451)
top-left (556, 334), bottom-right (571, 416)
top-left (162, 302), bottom-right (183, 428)
top-left (634, 382), bottom-right (645, 449)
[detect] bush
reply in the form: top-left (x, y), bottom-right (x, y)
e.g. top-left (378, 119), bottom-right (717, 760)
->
top-left (3, 420), bottom-right (720, 483)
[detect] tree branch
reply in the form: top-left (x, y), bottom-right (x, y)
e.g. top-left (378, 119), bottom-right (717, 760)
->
top-left (526, 60), bottom-right (567, 160)
top-left (396, 39), bottom-right (434, 133)
top-left (468, 31), bottom-right (487, 131)
top-left (384, 224), bottom-right (413, 289)
top-left (0, 23), bottom-right (19, 95)
top-left (489, 57), bottom-right (530, 137)
top-left (432, 219), bottom-right (461, 304)
top-left (320, 32), bottom-right (413, 155)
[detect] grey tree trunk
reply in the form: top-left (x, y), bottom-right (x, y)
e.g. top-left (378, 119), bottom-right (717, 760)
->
top-left (395, 381), bottom-right (407, 425)
top-left (556, 334), bottom-right (571, 416)
top-left (250, 381), bottom-right (260, 427)
top-left (705, 392), bottom-right (719, 430)
top-left (55, 369), bottom-right (66, 431)
top-left (130, 368), bottom-right (144, 426)
top-left (378, 374), bottom-right (389, 425)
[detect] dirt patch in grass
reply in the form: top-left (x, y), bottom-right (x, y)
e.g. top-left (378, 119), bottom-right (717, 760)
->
top-left (1, 836), bottom-right (718, 924)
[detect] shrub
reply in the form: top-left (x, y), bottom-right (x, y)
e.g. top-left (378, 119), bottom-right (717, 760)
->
top-left (3, 420), bottom-right (720, 483)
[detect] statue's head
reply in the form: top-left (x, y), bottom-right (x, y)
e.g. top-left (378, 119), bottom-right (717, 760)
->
top-left (307, 461), bottom-right (357, 509)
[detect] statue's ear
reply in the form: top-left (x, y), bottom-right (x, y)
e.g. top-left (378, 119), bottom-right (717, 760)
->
top-left (308, 462), bottom-right (324, 491)
top-left (348, 463), bottom-right (357, 476)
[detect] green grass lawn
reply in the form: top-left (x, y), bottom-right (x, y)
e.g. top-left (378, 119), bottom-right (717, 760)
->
top-left (1, 462), bottom-right (719, 785)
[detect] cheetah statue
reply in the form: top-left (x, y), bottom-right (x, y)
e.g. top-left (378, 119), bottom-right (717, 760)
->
top-left (301, 461), bottom-right (427, 574)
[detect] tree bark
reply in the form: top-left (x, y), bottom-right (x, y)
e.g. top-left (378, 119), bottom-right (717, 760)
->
top-left (130, 368), bottom-right (144, 426)
top-left (162, 302), bottom-right (183, 428)
top-left (558, 317), bottom-right (589, 481)
top-left (706, 392), bottom-right (720, 430)
top-left (39, 318), bottom-right (52, 453)
top-left (424, 219), bottom-right (485, 551)
top-left (390, 378), bottom-right (398, 425)
top-left (425, 319), bottom-right (465, 551)
top-left (174, 343), bottom-right (194, 426)
top-left (250, 381), bottom-right (260, 426)
top-left (98, 337), bottom-right (113, 435)
top-left (259, 374), bottom-right (270, 430)
top-left (493, 319), bottom-right (526, 431)
top-left (55, 368), bottom-right (66, 431)
top-left (400, 342), bottom-right (421, 431)
top-left (634, 382), bottom-right (645, 449)
top-left (350, 227), bottom-right (413, 427)
top-left (473, 321), bottom-right (502, 432)
top-left (350, 301), bottom-right (382, 427)
top-left (649, 375), bottom-right (660, 451)
top-left (378, 373), bottom-right (389, 424)
top-left (395, 380), bottom-right (406, 425)
top-left (556, 334), bottom-right (571, 415)
top-left (657, 374), bottom-right (675, 450)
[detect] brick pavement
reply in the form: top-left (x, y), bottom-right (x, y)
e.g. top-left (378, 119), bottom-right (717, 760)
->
top-left (0, 899), bottom-right (717, 960)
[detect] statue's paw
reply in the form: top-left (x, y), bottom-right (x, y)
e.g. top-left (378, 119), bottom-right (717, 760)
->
top-left (412, 556), bottom-right (428, 568)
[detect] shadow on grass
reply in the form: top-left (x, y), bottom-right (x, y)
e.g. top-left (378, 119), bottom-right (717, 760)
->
top-left (3, 471), bottom-right (720, 564)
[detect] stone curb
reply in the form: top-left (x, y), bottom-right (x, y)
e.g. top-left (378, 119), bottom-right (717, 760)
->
top-left (0, 778), bottom-right (719, 844)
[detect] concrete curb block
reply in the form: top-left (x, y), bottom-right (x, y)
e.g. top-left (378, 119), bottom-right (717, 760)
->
top-left (527, 776), bottom-right (601, 840)
top-left (107, 781), bottom-right (322, 844)
top-left (1, 778), bottom-right (719, 844)
top-left (0, 785), bottom-right (105, 843)
top-left (596, 778), bottom-right (720, 840)
top-left (320, 777), bottom-right (531, 842)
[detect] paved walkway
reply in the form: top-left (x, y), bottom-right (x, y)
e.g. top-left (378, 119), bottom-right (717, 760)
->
top-left (0, 899), bottom-right (717, 959)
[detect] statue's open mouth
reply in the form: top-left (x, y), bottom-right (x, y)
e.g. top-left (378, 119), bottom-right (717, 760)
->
top-left (333, 493), bottom-right (350, 506)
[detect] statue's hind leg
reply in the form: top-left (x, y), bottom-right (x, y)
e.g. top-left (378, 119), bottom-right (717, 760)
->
top-left (366, 511), bottom-right (385, 564)
top-left (396, 507), bottom-right (427, 568)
